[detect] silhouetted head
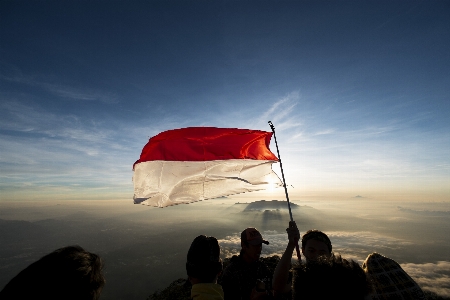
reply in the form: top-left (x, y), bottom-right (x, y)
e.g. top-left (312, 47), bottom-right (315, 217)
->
top-left (301, 229), bottom-right (332, 261)
top-left (186, 235), bottom-right (222, 283)
top-left (0, 245), bottom-right (105, 300)
top-left (240, 227), bottom-right (269, 263)
top-left (292, 254), bottom-right (372, 300)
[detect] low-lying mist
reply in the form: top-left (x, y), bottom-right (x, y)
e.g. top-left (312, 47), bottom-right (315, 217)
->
top-left (0, 198), bottom-right (449, 299)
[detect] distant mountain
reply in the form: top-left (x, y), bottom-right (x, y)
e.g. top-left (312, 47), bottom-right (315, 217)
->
top-left (397, 206), bottom-right (450, 217)
top-left (240, 200), bottom-right (301, 211)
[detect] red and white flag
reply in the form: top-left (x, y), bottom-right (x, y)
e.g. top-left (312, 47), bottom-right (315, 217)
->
top-left (133, 127), bottom-right (282, 207)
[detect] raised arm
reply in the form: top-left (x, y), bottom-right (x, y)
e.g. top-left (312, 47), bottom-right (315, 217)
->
top-left (272, 221), bottom-right (300, 294)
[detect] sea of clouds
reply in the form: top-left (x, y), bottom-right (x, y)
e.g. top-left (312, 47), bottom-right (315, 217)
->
top-left (218, 230), bottom-right (412, 261)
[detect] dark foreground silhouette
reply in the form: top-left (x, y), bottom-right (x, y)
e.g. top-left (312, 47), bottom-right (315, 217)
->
top-left (147, 256), bottom-right (449, 300)
top-left (0, 245), bottom-right (105, 300)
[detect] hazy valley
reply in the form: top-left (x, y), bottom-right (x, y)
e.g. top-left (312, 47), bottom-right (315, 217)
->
top-left (1, 198), bottom-right (449, 299)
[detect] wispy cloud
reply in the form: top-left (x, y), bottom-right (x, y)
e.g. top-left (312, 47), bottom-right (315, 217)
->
top-left (0, 64), bottom-right (117, 104)
top-left (0, 100), bottom-right (136, 198)
top-left (0, 101), bottom-right (125, 146)
top-left (311, 129), bottom-right (335, 136)
top-left (41, 82), bottom-right (118, 104)
top-left (257, 92), bottom-right (302, 131)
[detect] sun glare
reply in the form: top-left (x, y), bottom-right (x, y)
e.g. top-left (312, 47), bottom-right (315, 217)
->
top-left (266, 177), bottom-right (281, 193)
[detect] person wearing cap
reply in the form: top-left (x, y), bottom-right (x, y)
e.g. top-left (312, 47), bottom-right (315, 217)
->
top-left (219, 228), bottom-right (273, 300)
top-left (186, 235), bottom-right (224, 300)
top-left (272, 222), bottom-right (332, 296)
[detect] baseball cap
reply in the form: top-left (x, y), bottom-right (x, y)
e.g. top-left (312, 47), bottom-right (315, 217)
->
top-left (241, 228), bottom-right (269, 245)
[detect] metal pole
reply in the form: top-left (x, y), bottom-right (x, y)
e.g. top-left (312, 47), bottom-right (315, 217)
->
top-left (268, 121), bottom-right (302, 261)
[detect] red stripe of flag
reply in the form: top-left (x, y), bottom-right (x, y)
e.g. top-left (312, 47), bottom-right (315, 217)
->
top-left (133, 127), bottom-right (277, 168)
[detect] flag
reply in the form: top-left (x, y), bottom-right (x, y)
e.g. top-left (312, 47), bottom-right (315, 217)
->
top-left (133, 127), bottom-right (282, 207)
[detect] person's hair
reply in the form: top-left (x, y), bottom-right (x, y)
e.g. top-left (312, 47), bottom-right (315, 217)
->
top-left (292, 254), bottom-right (372, 300)
top-left (301, 229), bottom-right (332, 253)
top-left (0, 245), bottom-right (105, 300)
top-left (186, 235), bottom-right (222, 283)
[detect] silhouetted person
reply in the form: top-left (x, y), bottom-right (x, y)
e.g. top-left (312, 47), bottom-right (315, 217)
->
top-left (272, 222), bottom-right (332, 296)
top-left (301, 229), bottom-right (332, 262)
top-left (0, 245), bottom-right (105, 300)
top-left (186, 235), bottom-right (224, 300)
top-left (363, 252), bottom-right (425, 299)
top-left (219, 228), bottom-right (273, 300)
top-left (292, 254), bottom-right (372, 300)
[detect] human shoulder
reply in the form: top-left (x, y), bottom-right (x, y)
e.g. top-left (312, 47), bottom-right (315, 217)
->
top-left (223, 255), bottom-right (243, 273)
top-left (191, 283), bottom-right (224, 300)
top-left (229, 255), bottom-right (241, 264)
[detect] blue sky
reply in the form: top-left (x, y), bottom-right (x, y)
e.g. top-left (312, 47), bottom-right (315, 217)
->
top-left (1, 0), bottom-right (449, 201)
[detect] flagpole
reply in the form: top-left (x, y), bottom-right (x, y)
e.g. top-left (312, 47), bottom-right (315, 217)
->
top-left (268, 121), bottom-right (302, 261)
